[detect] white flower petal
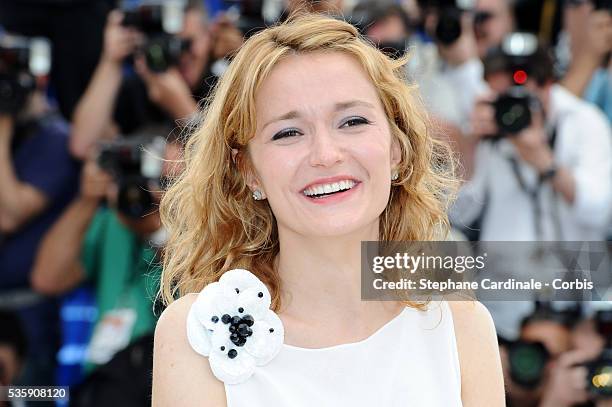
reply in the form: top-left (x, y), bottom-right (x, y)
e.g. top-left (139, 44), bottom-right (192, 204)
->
top-left (219, 269), bottom-right (268, 299)
top-left (193, 282), bottom-right (238, 330)
top-left (193, 283), bottom-right (222, 329)
top-left (209, 347), bottom-right (256, 385)
top-left (210, 324), bottom-right (230, 350)
top-left (244, 311), bottom-right (284, 364)
top-left (236, 286), bottom-right (271, 320)
top-left (186, 304), bottom-right (212, 356)
top-left (216, 293), bottom-right (238, 317)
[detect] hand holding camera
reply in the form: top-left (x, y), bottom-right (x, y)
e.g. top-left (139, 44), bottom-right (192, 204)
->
top-left (210, 14), bottom-right (245, 61)
top-left (95, 136), bottom-right (165, 219)
top-left (133, 55), bottom-right (196, 119)
top-left (79, 156), bottom-right (114, 205)
top-left (101, 10), bottom-right (143, 65)
top-left (539, 348), bottom-right (592, 407)
top-left (471, 88), bottom-right (554, 174)
top-left (508, 108), bottom-right (554, 175)
top-left (470, 92), bottom-right (498, 139)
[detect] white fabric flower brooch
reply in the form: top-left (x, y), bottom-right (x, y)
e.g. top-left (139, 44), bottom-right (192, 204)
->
top-left (186, 269), bottom-right (284, 384)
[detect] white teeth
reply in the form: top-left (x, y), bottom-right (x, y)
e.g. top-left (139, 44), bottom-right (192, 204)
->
top-left (303, 180), bottom-right (357, 197)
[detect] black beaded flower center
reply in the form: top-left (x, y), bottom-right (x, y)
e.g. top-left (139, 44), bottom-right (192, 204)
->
top-left (209, 290), bottom-right (273, 360)
top-left (221, 313), bottom-right (255, 354)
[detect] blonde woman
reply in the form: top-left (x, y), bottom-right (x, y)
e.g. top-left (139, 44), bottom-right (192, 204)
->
top-left (152, 12), bottom-right (504, 406)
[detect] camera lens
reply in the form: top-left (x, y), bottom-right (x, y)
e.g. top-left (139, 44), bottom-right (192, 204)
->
top-left (493, 88), bottom-right (533, 135)
top-left (509, 341), bottom-right (549, 388)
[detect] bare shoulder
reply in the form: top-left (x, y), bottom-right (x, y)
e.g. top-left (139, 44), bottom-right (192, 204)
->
top-left (447, 300), bottom-right (506, 407)
top-left (152, 293), bottom-right (226, 407)
top-left (447, 300), bottom-right (495, 343)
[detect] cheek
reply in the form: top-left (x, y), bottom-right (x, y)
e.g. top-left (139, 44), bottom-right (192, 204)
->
top-left (251, 147), bottom-right (300, 193)
top-left (355, 129), bottom-right (394, 172)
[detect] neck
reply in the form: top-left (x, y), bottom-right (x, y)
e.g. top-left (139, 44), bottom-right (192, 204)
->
top-left (276, 220), bottom-right (392, 322)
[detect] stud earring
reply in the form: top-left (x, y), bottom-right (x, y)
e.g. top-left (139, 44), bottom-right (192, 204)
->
top-left (252, 190), bottom-right (263, 201)
top-left (391, 171), bottom-right (399, 181)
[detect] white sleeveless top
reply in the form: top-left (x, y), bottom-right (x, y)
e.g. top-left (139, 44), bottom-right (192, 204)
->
top-left (223, 300), bottom-right (462, 407)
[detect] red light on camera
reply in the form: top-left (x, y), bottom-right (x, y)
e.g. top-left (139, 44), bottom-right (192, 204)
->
top-left (513, 70), bottom-right (528, 85)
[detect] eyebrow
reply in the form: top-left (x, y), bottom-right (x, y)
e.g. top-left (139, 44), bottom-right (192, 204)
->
top-left (261, 100), bottom-right (376, 130)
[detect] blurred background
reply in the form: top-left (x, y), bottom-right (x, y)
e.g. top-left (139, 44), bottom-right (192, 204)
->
top-left (0, 0), bottom-right (610, 406)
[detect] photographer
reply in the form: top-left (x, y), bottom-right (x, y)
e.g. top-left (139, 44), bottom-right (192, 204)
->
top-left (502, 305), bottom-right (612, 406)
top-left (69, 0), bottom-right (213, 160)
top-left (30, 135), bottom-right (184, 374)
top-left (452, 33), bottom-right (612, 241)
top-left (0, 33), bottom-right (81, 386)
top-left (406, 0), bottom-right (487, 135)
top-left (451, 33), bottom-right (611, 339)
top-left (0, 0), bottom-right (111, 120)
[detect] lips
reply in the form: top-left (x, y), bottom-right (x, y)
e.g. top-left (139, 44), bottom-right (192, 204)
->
top-left (300, 176), bottom-right (361, 200)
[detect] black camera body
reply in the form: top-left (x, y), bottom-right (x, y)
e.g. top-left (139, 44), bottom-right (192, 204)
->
top-left (142, 35), bottom-right (191, 73)
top-left (121, 2), bottom-right (189, 72)
top-left (491, 86), bottom-right (538, 136)
top-left (0, 34), bottom-right (50, 114)
top-left (419, 0), bottom-right (474, 45)
top-left (223, 0), bottom-right (266, 38)
top-left (97, 136), bottom-right (165, 219)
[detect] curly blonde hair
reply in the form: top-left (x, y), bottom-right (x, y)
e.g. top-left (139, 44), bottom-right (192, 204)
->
top-left (159, 12), bottom-right (457, 310)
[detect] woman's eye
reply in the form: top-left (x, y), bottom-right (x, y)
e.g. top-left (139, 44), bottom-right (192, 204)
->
top-left (272, 129), bottom-right (301, 141)
top-left (340, 117), bottom-right (370, 128)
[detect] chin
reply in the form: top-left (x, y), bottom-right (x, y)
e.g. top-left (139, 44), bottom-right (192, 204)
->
top-left (300, 214), bottom-right (379, 239)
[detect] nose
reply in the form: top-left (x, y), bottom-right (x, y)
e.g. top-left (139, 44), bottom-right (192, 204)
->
top-left (308, 128), bottom-right (345, 168)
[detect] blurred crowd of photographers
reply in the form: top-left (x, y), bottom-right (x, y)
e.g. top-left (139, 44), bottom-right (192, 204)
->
top-left (0, 0), bottom-right (610, 406)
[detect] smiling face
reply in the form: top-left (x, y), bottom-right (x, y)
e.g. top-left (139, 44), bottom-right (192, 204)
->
top-left (244, 51), bottom-right (401, 238)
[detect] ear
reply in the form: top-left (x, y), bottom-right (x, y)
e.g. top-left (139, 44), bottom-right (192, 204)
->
top-left (234, 148), bottom-right (266, 198)
top-left (390, 135), bottom-right (402, 168)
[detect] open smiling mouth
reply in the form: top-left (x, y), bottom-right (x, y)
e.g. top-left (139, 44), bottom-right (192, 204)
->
top-left (301, 180), bottom-right (360, 199)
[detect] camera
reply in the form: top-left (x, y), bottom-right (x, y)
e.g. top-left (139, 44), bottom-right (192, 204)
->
top-left (121, 0), bottom-right (190, 72)
top-left (418, 0), bottom-right (475, 45)
top-left (506, 302), bottom-right (583, 389)
top-left (483, 33), bottom-right (552, 136)
top-left (0, 34), bottom-right (50, 114)
top-left (347, 4), bottom-right (411, 59)
top-left (587, 310), bottom-right (612, 398)
top-left (223, 0), bottom-right (266, 38)
top-left (492, 86), bottom-right (539, 135)
top-left (507, 339), bottom-right (550, 388)
top-left (97, 136), bottom-right (166, 219)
